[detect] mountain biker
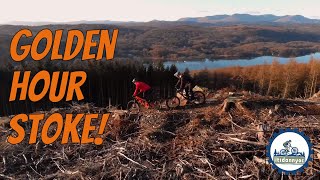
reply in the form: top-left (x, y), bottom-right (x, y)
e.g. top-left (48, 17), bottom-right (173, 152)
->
top-left (283, 140), bottom-right (292, 152)
top-left (174, 71), bottom-right (195, 100)
top-left (132, 78), bottom-right (152, 102)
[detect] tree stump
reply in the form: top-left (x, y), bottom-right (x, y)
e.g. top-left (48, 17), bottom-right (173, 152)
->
top-left (220, 97), bottom-right (241, 113)
top-left (219, 96), bottom-right (254, 120)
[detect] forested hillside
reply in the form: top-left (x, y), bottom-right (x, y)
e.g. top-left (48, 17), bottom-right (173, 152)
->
top-left (193, 58), bottom-right (320, 98)
top-left (1, 24), bottom-right (320, 65)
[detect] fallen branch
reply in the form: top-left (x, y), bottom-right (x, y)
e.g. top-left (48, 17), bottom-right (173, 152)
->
top-left (225, 171), bottom-right (236, 180)
top-left (313, 148), bottom-right (320, 154)
top-left (0, 174), bottom-right (14, 180)
top-left (117, 152), bottom-right (147, 169)
top-left (228, 137), bottom-right (266, 146)
top-left (29, 166), bottom-right (43, 178)
top-left (213, 150), bottom-right (264, 154)
top-left (227, 113), bottom-right (244, 129)
top-left (220, 147), bottom-right (237, 178)
top-left (53, 160), bottom-right (80, 175)
top-left (239, 174), bottom-right (254, 179)
top-left (253, 156), bottom-right (269, 165)
top-left (218, 132), bottom-right (247, 136)
top-left (194, 167), bottom-right (217, 180)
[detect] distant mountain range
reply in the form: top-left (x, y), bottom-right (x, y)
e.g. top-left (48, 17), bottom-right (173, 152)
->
top-left (178, 14), bottom-right (320, 24)
top-left (3, 14), bottom-right (320, 26)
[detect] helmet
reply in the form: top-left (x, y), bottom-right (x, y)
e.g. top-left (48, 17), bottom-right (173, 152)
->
top-left (174, 72), bottom-right (181, 78)
top-left (132, 78), bottom-right (137, 83)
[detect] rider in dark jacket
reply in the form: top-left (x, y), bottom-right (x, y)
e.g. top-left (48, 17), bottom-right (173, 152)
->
top-left (174, 72), bottom-right (195, 100)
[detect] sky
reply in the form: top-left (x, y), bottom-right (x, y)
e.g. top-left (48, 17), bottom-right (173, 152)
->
top-left (1, 0), bottom-right (320, 23)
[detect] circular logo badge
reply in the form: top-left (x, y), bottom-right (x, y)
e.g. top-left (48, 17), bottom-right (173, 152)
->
top-left (267, 128), bottom-right (313, 175)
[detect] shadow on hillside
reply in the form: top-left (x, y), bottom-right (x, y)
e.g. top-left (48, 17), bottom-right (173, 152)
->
top-left (148, 112), bottom-right (190, 143)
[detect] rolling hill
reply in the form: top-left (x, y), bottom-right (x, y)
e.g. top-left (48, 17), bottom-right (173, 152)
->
top-left (2, 14), bottom-right (320, 27)
top-left (178, 14), bottom-right (320, 24)
top-left (1, 18), bottom-right (320, 64)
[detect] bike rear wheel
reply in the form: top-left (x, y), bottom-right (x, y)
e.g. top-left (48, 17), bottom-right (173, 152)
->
top-left (127, 100), bottom-right (140, 114)
top-left (193, 91), bottom-right (206, 105)
top-left (166, 96), bottom-right (180, 108)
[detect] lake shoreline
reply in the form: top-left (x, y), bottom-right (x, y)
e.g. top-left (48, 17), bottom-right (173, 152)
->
top-left (134, 50), bottom-right (320, 62)
top-left (164, 52), bottom-right (320, 71)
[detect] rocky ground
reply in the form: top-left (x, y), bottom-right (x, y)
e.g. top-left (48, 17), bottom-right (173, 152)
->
top-left (0, 90), bottom-right (319, 179)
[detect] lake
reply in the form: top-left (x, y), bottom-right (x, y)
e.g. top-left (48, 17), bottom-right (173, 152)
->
top-left (163, 53), bottom-right (320, 71)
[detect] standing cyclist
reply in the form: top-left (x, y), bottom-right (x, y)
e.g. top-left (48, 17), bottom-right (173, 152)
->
top-left (174, 71), bottom-right (195, 100)
top-left (283, 140), bottom-right (292, 153)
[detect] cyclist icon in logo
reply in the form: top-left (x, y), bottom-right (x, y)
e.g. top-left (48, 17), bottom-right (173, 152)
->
top-left (280, 140), bottom-right (299, 156)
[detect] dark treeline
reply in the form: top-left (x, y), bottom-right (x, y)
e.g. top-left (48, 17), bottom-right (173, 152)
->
top-left (0, 60), bottom-right (178, 116)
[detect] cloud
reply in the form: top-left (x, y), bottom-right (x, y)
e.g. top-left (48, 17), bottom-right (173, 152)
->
top-left (311, 16), bottom-right (320, 19)
top-left (244, 11), bottom-right (261, 15)
top-left (198, 10), bottom-right (209, 13)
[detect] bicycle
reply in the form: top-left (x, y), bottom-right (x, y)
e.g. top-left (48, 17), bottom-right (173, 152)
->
top-left (167, 88), bottom-right (206, 107)
top-left (280, 145), bottom-right (299, 156)
top-left (127, 95), bottom-right (180, 113)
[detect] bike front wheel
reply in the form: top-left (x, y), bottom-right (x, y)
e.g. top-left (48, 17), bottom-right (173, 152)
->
top-left (166, 96), bottom-right (180, 109)
top-left (127, 100), bottom-right (140, 114)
